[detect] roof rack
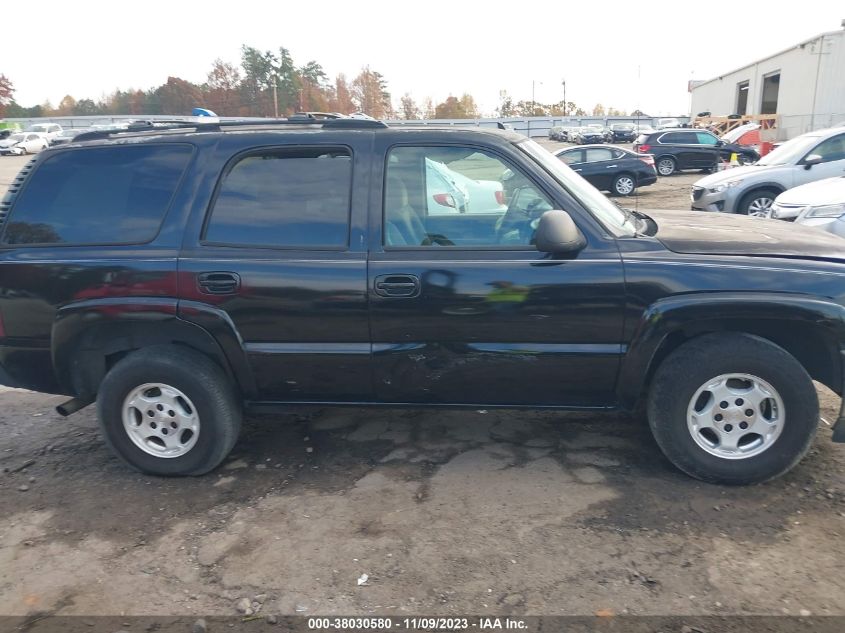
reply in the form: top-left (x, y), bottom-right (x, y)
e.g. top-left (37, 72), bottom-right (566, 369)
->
top-left (71, 116), bottom-right (387, 143)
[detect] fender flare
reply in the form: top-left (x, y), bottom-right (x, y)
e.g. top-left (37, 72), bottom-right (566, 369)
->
top-left (51, 297), bottom-right (256, 399)
top-left (616, 292), bottom-right (845, 408)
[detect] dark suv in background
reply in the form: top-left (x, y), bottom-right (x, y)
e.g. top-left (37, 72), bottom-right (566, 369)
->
top-left (634, 129), bottom-right (760, 176)
top-left (1, 118), bottom-right (843, 485)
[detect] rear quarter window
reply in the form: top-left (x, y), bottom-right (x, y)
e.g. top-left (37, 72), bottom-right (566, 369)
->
top-left (1, 144), bottom-right (192, 246)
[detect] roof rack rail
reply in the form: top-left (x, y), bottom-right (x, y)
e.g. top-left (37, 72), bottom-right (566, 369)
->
top-left (71, 116), bottom-right (387, 143)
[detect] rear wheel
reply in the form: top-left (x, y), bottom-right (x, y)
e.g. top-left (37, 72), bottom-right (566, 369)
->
top-left (656, 156), bottom-right (676, 176)
top-left (647, 333), bottom-right (818, 484)
top-left (612, 173), bottom-right (636, 196)
top-left (737, 188), bottom-right (778, 217)
top-left (97, 346), bottom-right (241, 476)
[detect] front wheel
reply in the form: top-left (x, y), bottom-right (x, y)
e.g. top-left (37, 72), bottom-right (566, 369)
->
top-left (656, 156), bottom-right (676, 176)
top-left (737, 188), bottom-right (778, 217)
top-left (647, 333), bottom-right (818, 484)
top-left (97, 346), bottom-right (242, 476)
top-left (612, 173), bottom-right (636, 196)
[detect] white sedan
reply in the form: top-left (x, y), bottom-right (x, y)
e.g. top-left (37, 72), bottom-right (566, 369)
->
top-left (789, 176), bottom-right (845, 238)
top-left (0, 132), bottom-right (49, 155)
top-left (425, 158), bottom-right (507, 215)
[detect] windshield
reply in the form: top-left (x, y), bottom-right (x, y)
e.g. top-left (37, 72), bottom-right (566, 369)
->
top-left (517, 138), bottom-right (636, 237)
top-left (757, 135), bottom-right (821, 166)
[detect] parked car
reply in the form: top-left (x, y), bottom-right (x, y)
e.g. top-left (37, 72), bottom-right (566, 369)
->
top-left (2, 119), bottom-right (845, 485)
top-left (49, 128), bottom-right (84, 147)
top-left (574, 126), bottom-right (606, 144)
top-left (691, 127), bottom-right (845, 215)
top-left (778, 176), bottom-right (845, 236)
top-left (607, 123), bottom-right (637, 143)
top-left (634, 129), bottom-right (759, 176)
top-left (0, 129), bottom-right (12, 140)
top-left (633, 123), bottom-right (656, 137)
top-left (554, 145), bottom-right (656, 196)
top-left (26, 123), bottom-right (62, 142)
top-left (425, 157), bottom-right (507, 215)
top-left (656, 118), bottom-right (681, 130)
top-left (0, 132), bottom-right (49, 155)
top-left (549, 126), bottom-right (567, 141)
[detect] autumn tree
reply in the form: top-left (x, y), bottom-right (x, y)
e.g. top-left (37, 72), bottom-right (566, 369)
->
top-left (592, 103), bottom-right (606, 116)
top-left (400, 93), bottom-right (420, 120)
top-left (74, 99), bottom-right (100, 115)
top-left (458, 94), bottom-right (479, 118)
top-left (351, 67), bottom-right (391, 118)
top-left (156, 77), bottom-right (204, 115)
top-left (607, 107), bottom-right (627, 116)
top-left (205, 59), bottom-right (242, 115)
top-left (0, 74), bottom-right (15, 117)
top-left (56, 95), bottom-right (77, 116)
top-left (298, 61), bottom-right (329, 112)
top-left (330, 74), bottom-right (355, 114)
top-left (422, 97), bottom-right (435, 119)
top-left (497, 90), bottom-right (516, 117)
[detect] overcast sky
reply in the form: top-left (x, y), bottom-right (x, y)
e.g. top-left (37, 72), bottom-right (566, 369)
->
top-left (2, 0), bottom-right (843, 116)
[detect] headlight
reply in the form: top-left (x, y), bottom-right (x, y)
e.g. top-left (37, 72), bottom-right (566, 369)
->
top-left (708, 179), bottom-right (743, 194)
top-left (804, 203), bottom-right (845, 219)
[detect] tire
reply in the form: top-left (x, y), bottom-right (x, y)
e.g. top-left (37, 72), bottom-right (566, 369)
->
top-left (612, 173), bottom-right (636, 196)
top-left (97, 345), bottom-right (242, 476)
top-left (737, 187), bottom-right (778, 217)
top-left (656, 156), bottom-right (676, 176)
top-left (647, 333), bottom-right (819, 485)
top-left (20, 147), bottom-right (27, 155)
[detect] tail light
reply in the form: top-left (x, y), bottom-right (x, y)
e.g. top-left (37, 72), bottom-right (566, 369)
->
top-left (433, 193), bottom-right (456, 208)
top-left (638, 144), bottom-right (651, 153)
top-left (639, 154), bottom-right (655, 166)
top-left (495, 190), bottom-right (506, 206)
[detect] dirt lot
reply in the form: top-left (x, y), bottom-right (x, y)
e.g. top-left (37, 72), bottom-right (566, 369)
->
top-left (0, 149), bottom-right (844, 621)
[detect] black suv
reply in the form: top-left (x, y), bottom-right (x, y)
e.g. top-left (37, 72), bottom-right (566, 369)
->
top-left (1, 119), bottom-right (843, 484)
top-left (634, 129), bottom-right (760, 176)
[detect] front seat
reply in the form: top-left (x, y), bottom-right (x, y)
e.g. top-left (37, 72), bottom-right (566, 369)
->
top-left (385, 175), bottom-right (426, 246)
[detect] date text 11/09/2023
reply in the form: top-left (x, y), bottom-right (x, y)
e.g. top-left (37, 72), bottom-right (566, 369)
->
top-left (307, 617), bottom-right (528, 630)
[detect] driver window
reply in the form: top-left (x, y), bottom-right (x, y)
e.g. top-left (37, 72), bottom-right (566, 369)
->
top-left (811, 134), bottom-right (845, 163)
top-left (384, 146), bottom-right (554, 247)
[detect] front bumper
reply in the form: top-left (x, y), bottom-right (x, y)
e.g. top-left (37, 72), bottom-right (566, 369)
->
top-left (690, 185), bottom-right (742, 213)
top-left (0, 148), bottom-right (22, 155)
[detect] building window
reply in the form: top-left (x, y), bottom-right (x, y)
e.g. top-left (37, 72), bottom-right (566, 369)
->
top-left (760, 72), bottom-right (780, 115)
top-left (736, 81), bottom-right (749, 115)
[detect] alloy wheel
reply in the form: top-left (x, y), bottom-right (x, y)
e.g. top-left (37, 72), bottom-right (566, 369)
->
top-left (686, 373), bottom-right (784, 459)
top-left (122, 383), bottom-right (200, 458)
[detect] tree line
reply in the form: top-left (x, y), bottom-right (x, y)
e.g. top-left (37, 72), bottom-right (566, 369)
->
top-left (0, 46), bottom-right (629, 120)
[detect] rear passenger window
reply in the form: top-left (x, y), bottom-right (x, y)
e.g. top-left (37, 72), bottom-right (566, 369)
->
top-left (204, 148), bottom-right (351, 248)
top-left (2, 145), bottom-right (192, 246)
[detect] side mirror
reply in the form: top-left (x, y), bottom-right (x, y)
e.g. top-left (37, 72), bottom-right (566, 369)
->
top-left (803, 154), bottom-right (823, 169)
top-left (535, 210), bottom-right (586, 255)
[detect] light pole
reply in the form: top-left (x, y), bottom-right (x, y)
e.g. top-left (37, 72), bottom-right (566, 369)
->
top-left (562, 79), bottom-right (566, 117)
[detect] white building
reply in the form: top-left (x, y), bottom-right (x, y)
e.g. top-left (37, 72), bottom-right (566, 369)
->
top-left (690, 25), bottom-right (845, 140)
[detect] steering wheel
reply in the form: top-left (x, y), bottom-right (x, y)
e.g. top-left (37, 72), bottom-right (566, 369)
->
top-left (495, 190), bottom-right (549, 244)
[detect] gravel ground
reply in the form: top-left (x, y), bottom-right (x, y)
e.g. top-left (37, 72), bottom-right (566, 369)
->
top-left (0, 148), bottom-right (844, 620)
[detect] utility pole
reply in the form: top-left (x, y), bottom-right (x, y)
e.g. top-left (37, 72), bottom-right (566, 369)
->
top-left (532, 80), bottom-right (536, 115)
top-left (272, 82), bottom-right (279, 118)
